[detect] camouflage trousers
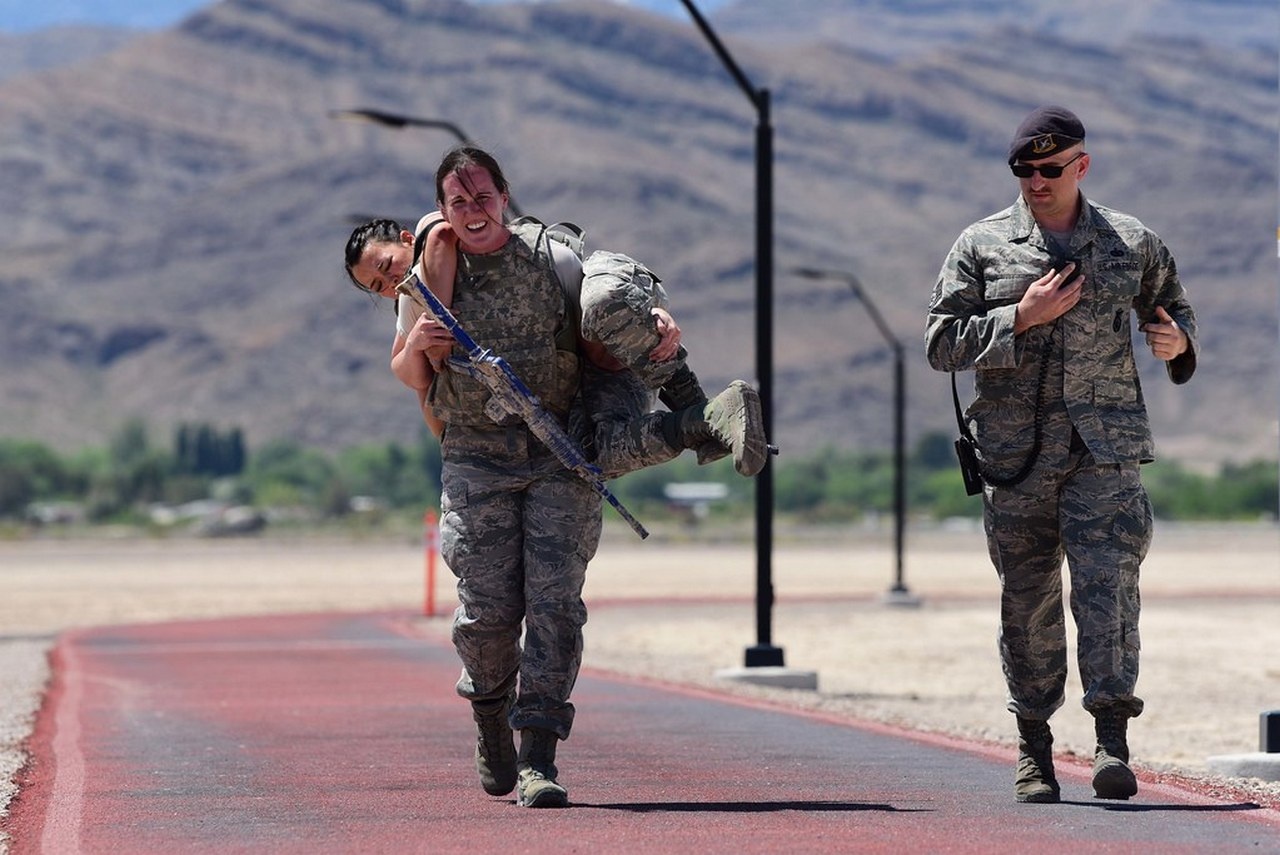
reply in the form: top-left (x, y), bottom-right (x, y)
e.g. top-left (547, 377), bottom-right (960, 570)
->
top-left (580, 250), bottom-right (683, 392)
top-left (984, 440), bottom-right (1151, 720)
top-left (571, 363), bottom-right (680, 479)
top-left (440, 423), bottom-right (603, 740)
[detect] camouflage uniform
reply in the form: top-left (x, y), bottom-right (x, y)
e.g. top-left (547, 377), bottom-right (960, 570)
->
top-left (430, 227), bottom-right (601, 739)
top-left (925, 193), bottom-right (1198, 721)
top-left (573, 363), bottom-right (679, 480)
top-left (574, 251), bottom-right (684, 478)
top-left (579, 250), bottom-right (680, 389)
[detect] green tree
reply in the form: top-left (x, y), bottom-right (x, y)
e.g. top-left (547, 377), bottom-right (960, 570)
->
top-left (110, 417), bottom-right (152, 469)
top-left (225, 427), bottom-right (246, 476)
top-left (0, 419), bottom-right (1274, 527)
top-left (334, 430), bottom-right (442, 512)
top-left (0, 440), bottom-right (71, 516)
top-left (913, 431), bottom-right (957, 473)
top-left (175, 424), bottom-right (195, 474)
top-left (244, 439), bottom-right (338, 508)
top-left (78, 419), bottom-right (175, 520)
top-left (174, 422), bottom-right (247, 478)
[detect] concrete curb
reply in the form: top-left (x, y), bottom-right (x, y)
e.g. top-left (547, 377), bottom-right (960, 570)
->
top-left (713, 666), bottom-right (819, 691)
top-left (1205, 753), bottom-right (1280, 782)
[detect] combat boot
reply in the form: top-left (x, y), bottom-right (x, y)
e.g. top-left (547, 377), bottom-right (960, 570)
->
top-left (662, 380), bottom-right (767, 477)
top-left (516, 728), bottom-right (568, 808)
top-left (1014, 717), bottom-right (1060, 803)
top-left (471, 694), bottom-right (517, 796)
top-left (657, 361), bottom-right (729, 465)
top-left (657, 359), bottom-right (707, 411)
top-left (1092, 711), bottom-right (1137, 800)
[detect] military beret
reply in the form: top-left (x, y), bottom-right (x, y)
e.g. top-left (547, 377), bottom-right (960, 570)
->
top-left (1007, 105), bottom-right (1086, 164)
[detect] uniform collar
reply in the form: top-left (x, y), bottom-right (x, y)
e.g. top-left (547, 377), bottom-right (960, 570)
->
top-left (1009, 192), bottom-right (1095, 251)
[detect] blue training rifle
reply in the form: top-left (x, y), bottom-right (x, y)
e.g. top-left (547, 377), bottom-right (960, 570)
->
top-left (396, 272), bottom-right (649, 540)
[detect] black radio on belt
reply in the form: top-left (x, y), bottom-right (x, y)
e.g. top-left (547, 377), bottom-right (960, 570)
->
top-left (954, 434), bottom-right (985, 496)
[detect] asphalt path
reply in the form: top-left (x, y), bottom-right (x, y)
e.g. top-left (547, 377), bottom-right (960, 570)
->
top-left (6, 611), bottom-right (1278, 853)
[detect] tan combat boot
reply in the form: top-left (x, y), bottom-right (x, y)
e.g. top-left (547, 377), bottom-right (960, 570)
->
top-left (1014, 717), bottom-right (1060, 803)
top-left (516, 728), bottom-right (568, 808)
top-left (1092, 711), bottom-right (1137, 800)
top-left (658, 362), bottom-right (730, 466)
top-left (663, 380), bottom-right (767, 476)
top-left (471, 694), bottom-right (517, 796)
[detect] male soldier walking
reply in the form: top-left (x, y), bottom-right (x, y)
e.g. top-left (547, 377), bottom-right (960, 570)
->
top-left (925, 106), bottom-right (1198, 803)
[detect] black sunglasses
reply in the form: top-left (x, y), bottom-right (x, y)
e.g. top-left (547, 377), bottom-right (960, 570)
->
top-left (1010, 151), bottom-right (1085, 179)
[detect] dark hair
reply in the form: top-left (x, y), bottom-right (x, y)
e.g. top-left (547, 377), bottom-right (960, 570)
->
top-left (435, 145), bottom-right (510, 206)
top-left (343, 218), bottom-right (404, 291)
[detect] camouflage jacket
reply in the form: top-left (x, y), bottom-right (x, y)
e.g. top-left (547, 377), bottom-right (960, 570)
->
top-left (925, 194), bottom-right (1198, 467)
top-left (428, 224), bottom-right (581, 428)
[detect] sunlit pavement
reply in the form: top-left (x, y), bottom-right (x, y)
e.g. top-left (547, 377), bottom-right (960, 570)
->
top-left (7, 611), bottom-right (1278, 854)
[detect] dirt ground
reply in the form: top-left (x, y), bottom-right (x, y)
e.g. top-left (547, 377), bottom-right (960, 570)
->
top-left (2, 520), bottom-right (1278, 849)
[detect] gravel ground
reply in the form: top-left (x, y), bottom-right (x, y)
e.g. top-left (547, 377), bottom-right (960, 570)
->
top-left (2, 522), bottom-right (1278, 850)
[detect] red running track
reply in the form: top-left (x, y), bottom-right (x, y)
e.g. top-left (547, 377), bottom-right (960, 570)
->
top-left (6, 611), bottom-right (1278, 853)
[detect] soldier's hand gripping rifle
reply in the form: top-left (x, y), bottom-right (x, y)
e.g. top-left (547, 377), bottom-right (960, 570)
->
top-left (396, 272), bottom-right (649, 540)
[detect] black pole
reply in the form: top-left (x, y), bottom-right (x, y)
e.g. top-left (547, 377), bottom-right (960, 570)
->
top-left (891, 343), bottom-right (907, 594)
top-left (678, 0), bottom-right (782, 667)
top-left (746, 90), bottom-right (782, 666)
top-left (852, 280), bottom-right (909, 600)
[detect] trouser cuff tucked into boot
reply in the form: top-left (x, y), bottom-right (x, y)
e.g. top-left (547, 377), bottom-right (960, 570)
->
top-left (659, 361), bottom-right (730, 465)
top-left (516, 728), bottom-right (568, 808)
top-left (1092, 711), bottom-right (1137, 800)
top-left (472, 694), bottom-right (517, 796)
top-left (657, 357), bottom-right (706, 412)
top-left (1014, 717), bottom-right (1060, 804)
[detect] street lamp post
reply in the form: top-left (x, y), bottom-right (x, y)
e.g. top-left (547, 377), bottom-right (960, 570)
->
top-left (678, 0), bottom-right (783, 668)
top-left (330, 108), bottom-right (524, 217)
top-left (794, 267), bottom-right (917, 605)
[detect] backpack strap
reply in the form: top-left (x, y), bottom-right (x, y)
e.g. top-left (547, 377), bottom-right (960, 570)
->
top-left (546, 231), bottom-right (584, 354)
top-left (412, 213), bottom-right (446, 266)
top-left (511, 215), bottom-right (586, 354)
top-left (545, 221), bottom-right (586, 258)
top-left (401, 213), bottom-right (447, 318)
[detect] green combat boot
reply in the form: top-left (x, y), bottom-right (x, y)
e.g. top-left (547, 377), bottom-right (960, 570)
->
top-left (1092, 711), bottom-right (1137, 800)
top-left (657, 360), bottom-right (707, 412)
top-left (1014, 717), bottom-right (1060, 803)
top-left (472, 695), bottom-right (517, 796)
top-left (658, 362), bottom-right (729, 466)
top-left (516, 728), bottom-right (568, 808)
top-left (662, 380), bottom-right (767, 477)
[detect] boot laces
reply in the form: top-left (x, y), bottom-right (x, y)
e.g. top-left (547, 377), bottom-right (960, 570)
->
top-left (1018, 718), bottom-right (1052, 748)
top-left (478, 713), bottom-right (506, 751)
top-left (474, 701), bottom-right (514, 762)
top-left (1096, 715), bottom-right (1126, 746)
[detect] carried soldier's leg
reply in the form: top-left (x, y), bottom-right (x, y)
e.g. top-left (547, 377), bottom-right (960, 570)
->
top-left (575, 364), bottom-right (679, 480)
top-left (578, 364), bottom-right (767, 479)
top-left (580, 253), bottom-right (767, 474)
top-left (663, 380), bottom-right (766, 477)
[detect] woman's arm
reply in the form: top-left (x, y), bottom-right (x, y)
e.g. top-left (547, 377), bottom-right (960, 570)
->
top-left (417, 215), bottom-right (458, 369)
top-left (391, 328), bottom-right (445, 437)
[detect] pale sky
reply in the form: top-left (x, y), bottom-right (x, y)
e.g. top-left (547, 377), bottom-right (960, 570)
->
top-left (0, 0), bottom-right (730, 33)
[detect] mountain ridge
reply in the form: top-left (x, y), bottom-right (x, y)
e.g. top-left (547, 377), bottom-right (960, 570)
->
top-left (0, 0), bottom-right (1273, 467)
